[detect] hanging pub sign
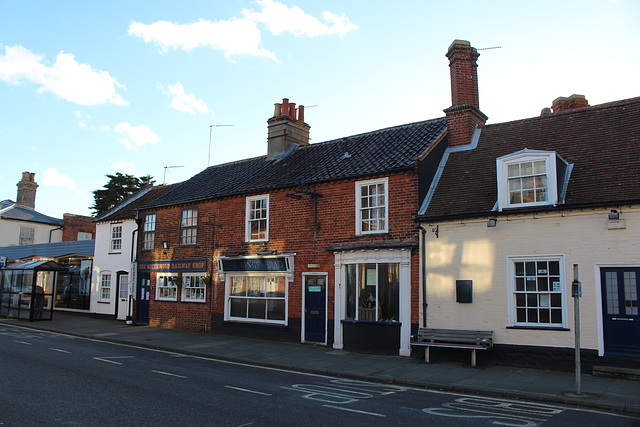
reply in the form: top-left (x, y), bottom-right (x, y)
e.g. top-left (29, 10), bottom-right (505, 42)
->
top-left (138, 259), bottom-right (207, 273)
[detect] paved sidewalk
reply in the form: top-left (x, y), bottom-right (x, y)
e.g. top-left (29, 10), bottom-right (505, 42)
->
top-left (3, 313), bottom-right (639, 415)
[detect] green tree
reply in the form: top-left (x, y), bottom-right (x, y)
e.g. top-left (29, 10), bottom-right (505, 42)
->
top-left (91, 173), bottom-right (155, 216)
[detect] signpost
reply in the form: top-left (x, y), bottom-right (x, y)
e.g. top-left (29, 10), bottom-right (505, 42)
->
top-left (572, 264), bottom-right (582, 395)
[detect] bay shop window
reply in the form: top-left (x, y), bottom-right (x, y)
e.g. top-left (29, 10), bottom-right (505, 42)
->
top-left (219, 254), bottom-right (295, 325)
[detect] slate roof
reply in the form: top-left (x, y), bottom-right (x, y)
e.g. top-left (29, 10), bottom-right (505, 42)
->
top-left (96, 184), bottom-right (179, 222)
top-left (0, 239), bottom-right (95, 260)
top-left (145, 118), bottom-right (447, 209)
top-left (419, 97), bottom-right (640, 220)
top-left (0, 199), bottom-right (64, 226)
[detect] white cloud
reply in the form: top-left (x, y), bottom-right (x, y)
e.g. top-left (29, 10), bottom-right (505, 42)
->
top-left (128, 18), bottom-right (276, 61)
top-left (161, 82), bottom-right (211, 115)
top-left (43, 168), bottom-right (76, 190)
top-left (242, 0), bottom-right (358, 38)
top-left (0, 45), bottom-right (128, 106)
top-left (115, 122), bottom-right (159, 151)
top-left (110, 160), bottom-right (136, 173)
top-left (128, 1), bottom-right (357, 60)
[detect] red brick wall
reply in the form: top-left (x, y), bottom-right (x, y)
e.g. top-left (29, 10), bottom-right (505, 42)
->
top-left (137, 170), bottom-right (423, 331)
top-left (62, 214), bottom-right (96, 241)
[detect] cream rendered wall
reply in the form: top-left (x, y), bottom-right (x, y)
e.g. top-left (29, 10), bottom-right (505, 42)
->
top-left (90, 219), bottom-right (137, 316)
top-left (0, 219), bottom-right (63, 246)
top-left (420, 206), bottom-right (639, 353)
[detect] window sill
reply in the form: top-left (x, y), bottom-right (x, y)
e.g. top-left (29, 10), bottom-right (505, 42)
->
top-left (224, 319), bottom-right (287, 327)
top-left (341, 319), bottom-right (400, 326)
top-left (156, 298), bottom-right (177, 302)
top-left (97, 300), bottom-right (111, 304)
top-left (108, 252), bottom-right (123, 255)
top-left (507, 325), bottom-right (569, 331)
top-left (181, 299), bottom-right (206, 304)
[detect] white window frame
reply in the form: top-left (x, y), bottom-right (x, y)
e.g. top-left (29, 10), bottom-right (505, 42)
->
top-left (497, 150), bottom-right (558, 211)
top-left (245, 195), bottom-right (269, 242)
top-left (507, 254), bottom-right (567, 328)
top-left (77, 232), bottom-right (92, 241)
top-left (180, 208), bottom-right (198, 245)
top-left (100, 273), bottom-right (112, 301)
top-left (181, 273), bottom-right (206, 303)
top-left (225, 273), bottom-right (288, 324)
top-left (156, 273), bottom-right (178, 301)
top-left (355, 178), bottom-right (389, 235)
top-left (110, 224), bottom-right (123, 253)
top-left (143, 213), bottom-right (156, 250)
top-left (19, 227), bottom-right (35, 245)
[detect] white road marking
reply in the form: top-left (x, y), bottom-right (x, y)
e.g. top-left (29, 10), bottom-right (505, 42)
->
top-left (93, 356), bottom-right (134, 365)
top-left (224, 385), bottom-right (272, 396)
top-left (13, 340), bottom-right (32, 345)
top-left (152, 370), bottom-right (187, 379)
top-left (323, 404), bottom-right (386, 418)
top-left (49, 348), bottom-right (70, 353)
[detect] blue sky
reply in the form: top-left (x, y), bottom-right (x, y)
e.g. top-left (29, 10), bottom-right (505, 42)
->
top-left (1, 0), bottom-right (638, 218)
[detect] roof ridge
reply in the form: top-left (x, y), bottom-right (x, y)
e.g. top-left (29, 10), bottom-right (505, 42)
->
top-left (485, 96), bottom-right (640, 129)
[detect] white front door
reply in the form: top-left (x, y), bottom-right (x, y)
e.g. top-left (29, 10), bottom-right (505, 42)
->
top-left (116, 273), bottom-right (130, 320)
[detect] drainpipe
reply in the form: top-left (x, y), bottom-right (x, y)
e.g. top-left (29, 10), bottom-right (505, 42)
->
top-left (418, 225), bottom-right (428, 327)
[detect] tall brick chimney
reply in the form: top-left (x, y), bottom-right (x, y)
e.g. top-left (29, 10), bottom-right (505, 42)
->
top-left (444, 40), bottom-right (488, 147)
top-left (267, 98), bottom-right (310, 160)
top-left (16, 171), bottom-right (38, 210)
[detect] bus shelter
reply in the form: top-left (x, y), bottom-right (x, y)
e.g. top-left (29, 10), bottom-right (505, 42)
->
top-left (0, 260), bottom-right (67, 321)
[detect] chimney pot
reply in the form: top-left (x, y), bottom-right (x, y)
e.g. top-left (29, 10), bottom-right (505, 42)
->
top-left (281, 98), bottom-right (290, 116)
top-left (289, 103), bottom-right (296, 120)
top-left (274, 103), bottom-right (282, 116)
top-left (267, 98), bottom-right (310, 160)
top-left (298, 105), bottom-right (305, 122)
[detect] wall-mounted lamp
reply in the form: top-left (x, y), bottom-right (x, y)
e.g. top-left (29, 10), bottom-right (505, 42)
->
top-left (163, 241), bottom-right (169, 249)
top-left (487, 218), bottom-right (497, 228)
top-left (608, 210), bottom-right (619, 220)
top-left (285, 193), bottom-right (303, 200)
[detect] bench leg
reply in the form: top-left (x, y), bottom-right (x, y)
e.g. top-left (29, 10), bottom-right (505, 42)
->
top-left (425, 347), bottom-right (430, 363)
top-left (471, 349), bottom-right (476, 367)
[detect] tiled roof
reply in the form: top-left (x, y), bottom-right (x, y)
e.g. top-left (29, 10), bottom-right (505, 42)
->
top-left (0, 200), bottom-right (64, 226)
top-left (0, 239), bottom-right (95, 260)
top-left (96, 184), bottom-right (179, 222)
top-left (420, 97), bottom-right (640, 220)
top-left (145, 118), bottom-right (447, 209)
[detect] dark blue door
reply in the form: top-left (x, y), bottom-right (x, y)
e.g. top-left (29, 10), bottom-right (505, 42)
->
top-left (136, 273), bottom-right (151, 325)
top-left (304, 275), bottom-right (326, 343)
top-left (601, 268), bottom-right (640, 356)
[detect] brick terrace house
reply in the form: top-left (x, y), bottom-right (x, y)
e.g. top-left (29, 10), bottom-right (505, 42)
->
top-left (136, 92), bottom-right (449, 355)
top-left (417, 41), bottom-right (640, 369)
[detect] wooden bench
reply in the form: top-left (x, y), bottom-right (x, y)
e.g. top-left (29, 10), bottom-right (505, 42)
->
top-left (411, 328), bottom-right (494, 367)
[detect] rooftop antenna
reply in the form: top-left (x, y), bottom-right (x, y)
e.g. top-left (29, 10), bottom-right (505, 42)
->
top-left (208, 124), bottom-right (234, 167)
top-left (477, 46), bottom-right (502, 51)
top-left (163, 165), bottom-right (184, 185)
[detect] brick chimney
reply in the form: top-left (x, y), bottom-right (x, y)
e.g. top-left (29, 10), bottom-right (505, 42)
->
top-left (267, 98), bottom-right (310, 160)
top-left (551, 94), bottom-right (590, 113)
top-left (444, 40), bottom-right (488, 147)
top-left (16, 171), bottom-right (38, 210)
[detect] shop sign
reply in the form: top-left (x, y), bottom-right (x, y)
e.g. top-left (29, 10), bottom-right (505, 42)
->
top-left (220, 257), bottom-right (287, 272)
top-left (138, 260), bottom-right (207, 272)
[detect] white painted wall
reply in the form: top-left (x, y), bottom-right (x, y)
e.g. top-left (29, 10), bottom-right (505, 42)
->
top-left (419, 206), bottom-right (639, 354)
top-left (91, 219), bottom-right (137, 317)
top-left (0, 218), bottom-right (63, 246)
